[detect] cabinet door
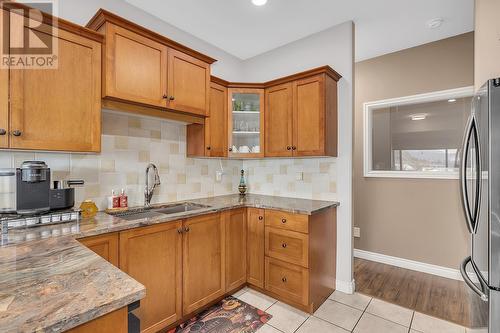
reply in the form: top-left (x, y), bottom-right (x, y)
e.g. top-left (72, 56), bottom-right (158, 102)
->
top-left (224, 208), bottom-right (247, 291)
top-left (104, 23), bottom-right (168, 108)
top-left (265, 83), bottom-right (293, 157)
top-left (79, 233), bottom-right (119, 267)
top-left (183, 213), bottom-right (225, 315)
top-left (9, 27), bottom-right (101, 152)
top-left (206, 82), bottom-right (228, 157)
top-left (168, 48), bottom-right (210, 116)
top-left (293, 75), bottom-right (325, 156)
top-left (120, 222), bottom-right (182, 333)
top-left (247, 208), bottom-right (265, 288)
top-left (0, 9), bottom-right (8, 148)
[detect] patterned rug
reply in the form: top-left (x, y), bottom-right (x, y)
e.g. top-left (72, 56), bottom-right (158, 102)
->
top-left (167, 296), bottom-right (272, 333)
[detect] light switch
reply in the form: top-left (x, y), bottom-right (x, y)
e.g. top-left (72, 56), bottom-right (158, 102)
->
top-left (353, 227), bottom-right (361, 238)
top-left (295, 172), bottom-right (303, 181)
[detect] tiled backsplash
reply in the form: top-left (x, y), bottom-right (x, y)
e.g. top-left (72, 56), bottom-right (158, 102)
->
top-left (0, 111), bottom-right (338, 211)
top-left (0, 111), bottom-right (241, 210)
top-left (242, 158), bottom-right (337, 201)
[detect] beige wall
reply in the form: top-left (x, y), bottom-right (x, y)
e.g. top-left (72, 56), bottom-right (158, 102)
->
top-left (475, 0), bottom-right (500, 90)
top-left (354, 33), bottom-right (474, 269)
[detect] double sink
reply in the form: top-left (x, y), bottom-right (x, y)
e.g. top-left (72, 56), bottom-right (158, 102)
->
top-left (107, 202), bottom-right (211, 221)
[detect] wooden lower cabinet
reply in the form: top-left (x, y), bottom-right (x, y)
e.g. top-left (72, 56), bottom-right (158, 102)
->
top-left (66, 307), bottom-right (128, 333)
top-left (247, 208), bottom-right (265, 288)
top-left (78, 233), bottom-right (119, 267)
top-left (182, 213), bottom-right (225, 315)
top-left (119, 222), bottom-right (183, 333)
top-left (264, 207), bottom-right (337, 313)
top-left (224, 208), bottom-right (247, 291)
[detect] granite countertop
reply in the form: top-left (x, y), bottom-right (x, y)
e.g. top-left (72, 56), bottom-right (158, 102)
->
top-left (0, 194), bottom-right (338, 332)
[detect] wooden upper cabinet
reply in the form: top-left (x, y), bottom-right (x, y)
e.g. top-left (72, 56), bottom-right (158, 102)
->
top-left (224, 209), bottom-right (247, 291)
top-left (87, 10), bottom-right (215, 118)
top-left (293, 75), bottom-right (325, 156)
top-left (182, 213), bottom-right (225, 315)
top-left (9, 22), bottom-right (101, 152)
top-left (247, 208), bottom-right (265, 288)
top-left (119, 222), bottom-right (183, 333)
top-left (79, 233), bottom-right (119, 267)
top-left (103, 23), bottom-right (168, 108)
top-left (0, 9), bottom-right (8, 149)
top-left (265, 83), bottom-right (293, 157)
top-left (205, 82), bottom-right (228, 157)
top-left (167, 49), bottom-right (210, 116)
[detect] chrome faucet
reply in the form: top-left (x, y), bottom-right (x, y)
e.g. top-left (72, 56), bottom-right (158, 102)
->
top-left (144, 163), bottom-right (161, 206)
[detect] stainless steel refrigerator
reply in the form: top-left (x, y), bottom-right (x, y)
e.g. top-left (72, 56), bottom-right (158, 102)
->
top-left (460, 78), bottom-right (500, 332)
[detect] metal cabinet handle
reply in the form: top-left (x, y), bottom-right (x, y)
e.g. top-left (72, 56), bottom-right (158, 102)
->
top-left (0, 129), bottom-right (6, 135)
top-left (258, 216), bottom-right (263, 221)
top-left (281, 218), bottom-right (287, 224)
top-left (282, 243), bottom-right (287, 248)
top-left (12, 130), bottom-right (21, 137)
top-left (282, 277), bottom-right (287, 283)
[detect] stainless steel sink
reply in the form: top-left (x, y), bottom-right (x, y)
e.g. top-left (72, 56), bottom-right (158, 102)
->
top-left (107, 202), bottom-right (211, 221)
top-left (153, 202), bottom-right (210, 215)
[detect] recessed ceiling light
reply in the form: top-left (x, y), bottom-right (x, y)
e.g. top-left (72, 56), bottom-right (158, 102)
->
top-left (411, 114), bottom-right (427, 121)
top-left (448, 98), bottom-right (457, 103)
top-left (427, 18), bottom-right (444, 29)
top-left (252, 0), bottom-right (267, 6)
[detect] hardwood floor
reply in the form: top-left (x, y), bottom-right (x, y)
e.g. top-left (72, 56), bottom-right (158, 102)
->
top-left (354, 258), bottom-right (488, 328)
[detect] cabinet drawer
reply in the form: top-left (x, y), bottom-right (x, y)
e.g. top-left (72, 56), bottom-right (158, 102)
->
top-left (265, 210), bottom-right (308, 234)
top-left (265, 227), bottom-right (309, 267)
top-left (265, 257), bottom-right (309, 306)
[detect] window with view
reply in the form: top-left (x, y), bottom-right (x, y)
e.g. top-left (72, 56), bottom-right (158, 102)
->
top-left (364, 87), bottom-right (473, 178)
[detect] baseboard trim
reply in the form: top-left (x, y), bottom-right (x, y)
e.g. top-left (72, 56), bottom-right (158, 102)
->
top-left (336, 279), bottom-right (355, 294)
top-left (354, 249), bottom-right (478, 282)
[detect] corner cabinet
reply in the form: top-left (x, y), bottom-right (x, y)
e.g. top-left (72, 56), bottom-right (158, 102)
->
top-left (78, 233), bottom-right (119, 267)
top-left (87, 10), bottom-right (214, 118)
top-left (2, 7), bottom-right (102, 152)
top-left (189, 66), bottom-right (341, 159)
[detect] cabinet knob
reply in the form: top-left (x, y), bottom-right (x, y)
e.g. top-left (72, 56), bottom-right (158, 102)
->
top-left (282, 277), bottom-right (287, 283)
top-left (169, 96), bottom-right (175, 101)
top-left (163, 94), bottom-right (169, 99)
top-left (12, 130), bottom-right (22, 137)
top-left (206, 146), bottom-right (211, 151)
top-left (177, 228), bottom-right (183, 234)
top-left (0, 129), bottom-right (6, 135)
top-left (282, 243), bottom-right (287, 248)
top-left (286, 146), bottom-right (291, 151)
top-left (292, 146), bottom-right (297, 151)
top-left (229, 147), bottom-right (233, 152)
top-left (258, 216), bottom-right (263, 221)
top-left (184, 226), bottom-right (190, 233)
top-left (281, 218), bottom-right (287, 224)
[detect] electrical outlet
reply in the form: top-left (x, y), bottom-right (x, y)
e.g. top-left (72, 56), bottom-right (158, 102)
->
top-left (295, 172), bottom-right (303, 181)
top-left (353, 227), bottom-right (361, 238)
top-left (215, 171), bottom-right (223, 182)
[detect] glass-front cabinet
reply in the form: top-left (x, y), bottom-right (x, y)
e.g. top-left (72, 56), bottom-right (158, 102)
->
top-left (228, 88), bottom-right (265, 158)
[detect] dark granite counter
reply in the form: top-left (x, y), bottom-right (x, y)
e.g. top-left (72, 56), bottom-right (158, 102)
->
top-left (0, 194), bottom-right (338, 332)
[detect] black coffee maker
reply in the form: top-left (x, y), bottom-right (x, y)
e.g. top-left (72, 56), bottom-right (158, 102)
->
top-left (16, 161), bottom-right (51, 215)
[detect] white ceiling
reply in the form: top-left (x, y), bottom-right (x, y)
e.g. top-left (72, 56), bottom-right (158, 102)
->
top-left (123, 0), bottom-right (474, 61)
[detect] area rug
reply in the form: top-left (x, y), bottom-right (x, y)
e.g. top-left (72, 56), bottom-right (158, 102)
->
top-left (167, 296), bottom-right (272, 333)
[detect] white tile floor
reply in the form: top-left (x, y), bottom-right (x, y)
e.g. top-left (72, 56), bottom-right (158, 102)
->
top-left (233, 288), bottom-right (474, 333)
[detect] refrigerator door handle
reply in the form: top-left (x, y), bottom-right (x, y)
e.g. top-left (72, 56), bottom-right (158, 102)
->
top-left (459, 113), bottom-right (482, 234)
top-left (460, 256), bottom-right (489, 302)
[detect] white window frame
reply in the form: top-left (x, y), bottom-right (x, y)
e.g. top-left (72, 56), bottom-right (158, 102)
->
top-left (363, 86), bottom-right (474, 179)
